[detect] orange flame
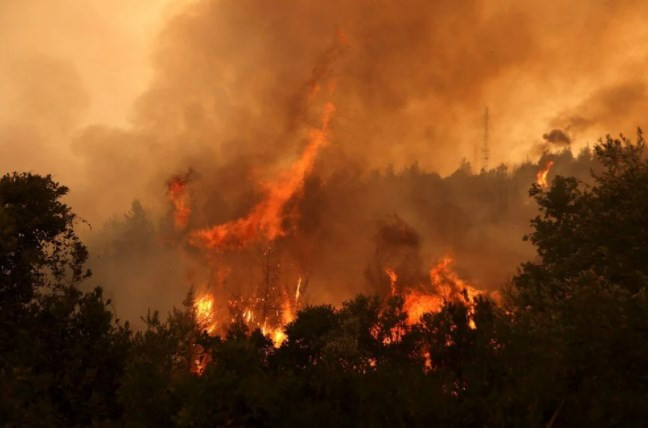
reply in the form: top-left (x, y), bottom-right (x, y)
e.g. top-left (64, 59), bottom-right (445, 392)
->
top-left (401, 255), bottom-right (482, 326)
top-left (385, 268), bottom-right (398, 296)
top-left (429, 255), bottom-right (480, 300)
top-left (190, 102), bottom-right (335, 250)
top-left (536, 160), bottom-right (554, 188)
top-left (194, 294), bottom-right (217, 334)
top-left (167, 175), bottom-right (191, 229)
top-left (403, 291), bottom-right (443, 325)
top-left (295, 276), bottom-right (302, 302)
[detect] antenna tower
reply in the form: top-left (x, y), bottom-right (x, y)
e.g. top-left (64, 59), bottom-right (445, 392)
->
top-left (482, 107), bottom-right (490, 172)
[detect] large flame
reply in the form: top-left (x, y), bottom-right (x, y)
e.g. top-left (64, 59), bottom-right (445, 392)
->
top-left (179, 98), bottom-right (335, 354)
top-left (163, 34), bottom-right (347, 359)
top-left (184, 101), bottom-right (334, 348)
top-left (190, 102), bottom-right (335, 250)
top-left (401, 255), bottom-right (482, 326)
top-left (403, 291), bottom-right (444, 325)
top-left (536, 160), bottom-right (555, 188)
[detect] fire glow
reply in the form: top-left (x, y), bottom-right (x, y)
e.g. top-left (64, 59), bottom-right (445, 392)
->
top-left (167, 175), bottom-right (191, 229)
top-left (168, 41), bottom-right (487, 367)
top-left (394, 255), bottom-right (482, 327)
top-left (536, 160), bottom-right (555, 188)
top-left (194, 294), bottom-right (217, 334)
top-left (189, 102), bottom-right (335, 251)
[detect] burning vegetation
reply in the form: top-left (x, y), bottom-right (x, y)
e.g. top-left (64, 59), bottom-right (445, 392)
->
top-left (4, 0), bottom-right (648, 424)
top-left (3, 125), bottom-right (648, 428)
top-left (536, 160), bottom-right (555, 188)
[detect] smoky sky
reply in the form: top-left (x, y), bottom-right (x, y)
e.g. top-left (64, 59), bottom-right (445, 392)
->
top-left (2, 0), bottom-right (647, 222)
top-left (1, 0), bottom-right (647, 323)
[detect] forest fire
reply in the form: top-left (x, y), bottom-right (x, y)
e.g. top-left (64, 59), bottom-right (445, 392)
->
top-left (5, 0), bottom-right (647, 423)
top-left (167, 80), bottom-right (335, 348)
top-left (536, 160), bottom-right (555, 188)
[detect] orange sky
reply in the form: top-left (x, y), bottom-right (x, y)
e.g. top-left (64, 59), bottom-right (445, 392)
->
top-left (1, 0), bottom-right (648, 223)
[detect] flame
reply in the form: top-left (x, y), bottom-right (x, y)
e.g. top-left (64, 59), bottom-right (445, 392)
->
top-left (384, 268), bottom-right (398, 296)
top-left (403, 291), bottom-right (444, 325)
top-left (243, 308), bottom-right (253, 323)
top-left (400, 255), bottom-right (482, 325)
top-left (167, 175), bottom-right (191, 229)
top-left (429, 255), bottom-right (481, 300)
top-left (190, 102), bottom-right (335, 250)
top-left (194, 294), bottom-right (217, 334)
top-left (295, 276), bottom-right (302, 302)
top-left (281, 298), bottom-right (296, 326)
top-left (178, 48), bottom-right (340, 369)
top-left (211, 292), bottom-right (298, 349)
top-left (536, 160), bottom-right (554, 188)
top-left (261, 322), bottom-right (289, 348)
top-left (268, 297), bottom-right (296, 347)
top-left (272, 329), bottom-right (287, 347)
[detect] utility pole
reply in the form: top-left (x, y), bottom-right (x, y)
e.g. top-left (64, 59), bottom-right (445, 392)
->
top-left (482, 107), bottom-right (490, 172)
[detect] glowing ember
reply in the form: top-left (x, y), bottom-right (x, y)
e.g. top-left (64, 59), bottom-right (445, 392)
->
top-left (536, 160), bottom-right (554, 188)
top-left (191, 344), bottom-right (211, 376)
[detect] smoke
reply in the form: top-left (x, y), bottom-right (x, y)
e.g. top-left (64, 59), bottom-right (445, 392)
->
top-left (543, 129), bottom-right (571, 146)
top-left (2, 0), bottom-right (648, 323)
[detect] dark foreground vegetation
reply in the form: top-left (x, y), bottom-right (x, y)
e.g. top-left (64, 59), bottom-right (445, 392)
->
top-left (2, 135), bottom-right (648, 427)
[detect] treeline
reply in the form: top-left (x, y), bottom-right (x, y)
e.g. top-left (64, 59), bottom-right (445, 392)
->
top-left (1, 135), bottom-right (648, 426)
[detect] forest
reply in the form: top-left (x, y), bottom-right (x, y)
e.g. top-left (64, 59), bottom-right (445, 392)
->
top-left (1, 134), bottom-right (647, 427)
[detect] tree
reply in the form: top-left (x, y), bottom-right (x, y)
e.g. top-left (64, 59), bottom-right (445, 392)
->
top-left (515, 132), bottom-right (648, 307)
top-left (0, 173), bottom-right (88, 311)
top-left (509, 132), bottom-right (648, 426)
top-left (0, 172), bottom-right (130, 426)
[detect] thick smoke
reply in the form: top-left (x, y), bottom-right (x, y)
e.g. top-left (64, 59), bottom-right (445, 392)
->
top-left (543, 129), bottom-right (571, 146)
top-left (2, 0), bottom-right (647, 323)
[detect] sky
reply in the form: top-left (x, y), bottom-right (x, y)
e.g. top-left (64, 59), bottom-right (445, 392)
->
top-left (2, 0), bottom-right (648, 223)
